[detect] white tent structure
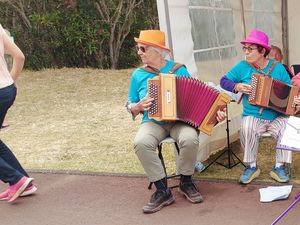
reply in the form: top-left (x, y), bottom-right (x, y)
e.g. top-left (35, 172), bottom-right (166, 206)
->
top-left (156, 0), bottom-right (298, 162)
top-left (156, 0), bottom-right (295, 82)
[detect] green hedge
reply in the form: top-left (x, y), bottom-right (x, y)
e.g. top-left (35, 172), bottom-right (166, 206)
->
top-left (0, 0), bottom-right (158, 70)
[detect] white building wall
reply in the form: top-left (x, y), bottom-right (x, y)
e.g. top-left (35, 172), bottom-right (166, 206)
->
top-left (288, 0), bottom-right (300, 66)
top-left (157, 0), bottom-right (282, 82)
top-left (157, 0), bottom-right (198, 76)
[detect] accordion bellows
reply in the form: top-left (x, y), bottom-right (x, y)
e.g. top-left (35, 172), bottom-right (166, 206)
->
top-left (248, 74), bottom-right (299, 115)
top-left (148, 74), bottom-right (231, 135)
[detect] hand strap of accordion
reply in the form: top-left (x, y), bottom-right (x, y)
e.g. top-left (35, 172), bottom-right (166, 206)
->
top-left (140, 63), bottom-right (186, 75)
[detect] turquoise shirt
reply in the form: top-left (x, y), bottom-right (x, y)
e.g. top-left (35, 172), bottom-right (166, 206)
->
top-left (226, 59), bottom-right (291, 120)
top-left (128, 60), bottom-right (190, 123)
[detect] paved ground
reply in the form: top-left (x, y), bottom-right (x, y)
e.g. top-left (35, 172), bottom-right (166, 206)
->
top-left (0, 172), bottom-right (299, 225)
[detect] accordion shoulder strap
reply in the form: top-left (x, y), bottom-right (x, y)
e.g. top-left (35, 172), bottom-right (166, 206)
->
top-left (266, 61), bottom-right (279, 76)
top-left (169, 63), bottom-right (186, 74)
top-left (249, 60), bottom-right (279, 76)
top-left (140, 63), bottom-right (186, 75)
top-left (140, 65), bottom-right (160, 74)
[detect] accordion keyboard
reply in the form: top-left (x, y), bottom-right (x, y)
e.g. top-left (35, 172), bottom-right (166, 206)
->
top-left (148, 81), bottom-right (161, 117)
top-left (249, 75), bottom-right (258, 103)
top-left (257, 76), bottom-right (265, 103)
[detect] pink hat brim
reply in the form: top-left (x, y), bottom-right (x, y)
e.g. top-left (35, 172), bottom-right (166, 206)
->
top-left (240, 39), bottom-right (271, 51)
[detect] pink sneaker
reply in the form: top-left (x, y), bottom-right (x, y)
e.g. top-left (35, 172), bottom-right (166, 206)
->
top-left (20, 185), bottom-right (37, 197)
top-left (0, 188), bottom-right (9, 201)
top-left (7, 177), bottom-right (34, 203)
top-left (0, 184), bottom-right (37, 201)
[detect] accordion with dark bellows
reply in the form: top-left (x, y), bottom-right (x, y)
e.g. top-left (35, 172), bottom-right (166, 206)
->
top-left (248, 73), bottom-right (299, 115)
top-left (147, 74), bottom-right (231, 135)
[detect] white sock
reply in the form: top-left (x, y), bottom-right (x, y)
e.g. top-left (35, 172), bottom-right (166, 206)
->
top-left (249, 162), bottom-right (256, 168)
top-left (275, 163), bottom-right (283, 168)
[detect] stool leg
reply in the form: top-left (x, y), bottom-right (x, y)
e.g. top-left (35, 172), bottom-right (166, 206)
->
top-left (174, 142), bottom-right (180, 176)
top-left (158, 144), bottom-right (167, 176)
top-left (174, 142), bottom-right (180, 155)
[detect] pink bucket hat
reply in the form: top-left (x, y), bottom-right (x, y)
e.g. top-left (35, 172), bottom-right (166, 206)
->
top-left (240, 29), bottom-right (271, 51)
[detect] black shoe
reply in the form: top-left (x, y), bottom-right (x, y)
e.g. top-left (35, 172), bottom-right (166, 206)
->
top-left (142, 189), bottom-right (175, 214)
top-left (178, 181), bottom-right (203, 203)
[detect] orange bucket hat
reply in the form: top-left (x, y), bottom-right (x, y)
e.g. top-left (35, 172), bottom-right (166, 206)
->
top-left (134, 30), bottom-right (170, 51)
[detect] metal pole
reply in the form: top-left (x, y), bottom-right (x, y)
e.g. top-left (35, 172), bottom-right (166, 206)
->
top-left (226, 106), bottom-right (231, 167)
top-left (281, 0), bottom-right (289, 65)
top-left (163, 0), bottom-right (174, 59)
top-left (240, 0), bottom-right (247, 39)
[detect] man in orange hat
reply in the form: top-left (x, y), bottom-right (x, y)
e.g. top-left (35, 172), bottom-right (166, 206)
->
top-left (126, 30), bottom-right (226, 213)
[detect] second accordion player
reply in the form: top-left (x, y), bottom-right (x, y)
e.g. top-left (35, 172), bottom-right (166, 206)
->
top-left (248, 73), bottom-right (299, 115)
top-left (147, 73), bottom-right (231, 135)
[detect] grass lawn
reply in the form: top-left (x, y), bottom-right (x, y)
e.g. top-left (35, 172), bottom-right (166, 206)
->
top-left (2, 68), bottom-right (300, 185)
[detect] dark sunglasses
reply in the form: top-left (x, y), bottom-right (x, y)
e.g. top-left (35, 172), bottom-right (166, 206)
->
top-left (136, 45), bottom-right (148, 53)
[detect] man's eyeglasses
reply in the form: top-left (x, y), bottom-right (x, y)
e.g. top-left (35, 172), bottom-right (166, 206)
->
top-left (242, 46), bottom-right (258, 52)
top-left (136, 45), bottom-right (148, 53)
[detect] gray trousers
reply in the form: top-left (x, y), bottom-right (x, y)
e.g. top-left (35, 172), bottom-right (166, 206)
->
top-left (134, 121), bottom-right (199, 182)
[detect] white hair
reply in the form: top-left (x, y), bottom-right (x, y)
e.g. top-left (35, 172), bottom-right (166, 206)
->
top-left (149, 46), bottom-right (170, 59)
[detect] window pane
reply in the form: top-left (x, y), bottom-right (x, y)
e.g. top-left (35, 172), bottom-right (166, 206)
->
top-left (188, 1), bottom-right (236, 60)
top-left (189, 0), bottom-right (231, 8)
top-left (189, 8), bottom-right (218, 49)
top-left (252, 0), bottom-right (275, 40)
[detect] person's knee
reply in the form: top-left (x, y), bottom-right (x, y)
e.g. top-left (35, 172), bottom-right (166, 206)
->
top-left (134, 137), bottom-right (146, 153)
top-left (241, 123), bottom-right (257, 137)
top-left (134, 135), bottom-right (157, 153)
top-left (179, 135), bottom-right (199, 149)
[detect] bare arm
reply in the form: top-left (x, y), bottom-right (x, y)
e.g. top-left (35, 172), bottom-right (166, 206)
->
top-left (3, 32), bottom-right (25, 82)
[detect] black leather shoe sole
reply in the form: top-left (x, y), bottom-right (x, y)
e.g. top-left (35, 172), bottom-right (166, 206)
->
top-left (142, 195), bottom-right (175, 214)
top-left (178, 187), bottom-right (203, 204)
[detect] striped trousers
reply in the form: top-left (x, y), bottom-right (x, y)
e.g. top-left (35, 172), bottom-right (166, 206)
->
top-left (240, 116), bottom-right (292, 164)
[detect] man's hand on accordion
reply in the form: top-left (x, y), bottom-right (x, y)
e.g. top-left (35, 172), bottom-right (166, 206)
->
top-left (234, 83), bottom-right (252, 94)
top-left (131, 95), bottom-right (154, 116)
top-left (216, 108), bottom-right (227, 122)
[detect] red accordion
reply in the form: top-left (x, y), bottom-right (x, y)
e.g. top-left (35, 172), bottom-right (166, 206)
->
top-left (147, 74), bottom-right (231, 135)
top-left (248, 73), bottom-right (299, 115)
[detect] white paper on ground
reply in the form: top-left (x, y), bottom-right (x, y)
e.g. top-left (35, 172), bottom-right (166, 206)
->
top-left (259, 185), bottom-right (293, 203)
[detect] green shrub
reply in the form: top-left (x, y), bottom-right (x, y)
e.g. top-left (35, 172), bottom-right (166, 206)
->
top-left (0, 0), bottom-right (158, 70)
